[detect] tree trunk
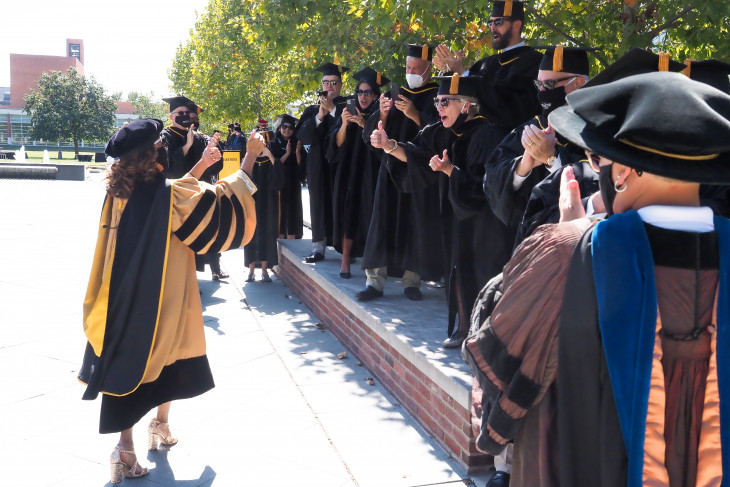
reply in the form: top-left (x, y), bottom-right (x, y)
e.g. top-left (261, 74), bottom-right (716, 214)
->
top-left (74, 139), bottom-right (79, 159)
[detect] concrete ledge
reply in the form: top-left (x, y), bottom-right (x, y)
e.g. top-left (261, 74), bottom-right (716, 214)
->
top-left (276, 238), bottom-right (489, 473)
top-left (0, 164), bottom-right (57, 179)
top-left (0, 162), bottom-right (87, 181)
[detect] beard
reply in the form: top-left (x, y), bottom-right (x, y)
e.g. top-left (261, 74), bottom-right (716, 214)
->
top-left (492, 28), bottom-right (515, 50)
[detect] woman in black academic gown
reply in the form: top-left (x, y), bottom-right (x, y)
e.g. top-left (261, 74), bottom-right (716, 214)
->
top-left (369, 75), bottom-right (512, 348)
top-left (327, 67), bottom-right (389, 278)
top-left (270, 114), bottom-right (305, 239)
top-left (244, 132), bottom-right (283, 282)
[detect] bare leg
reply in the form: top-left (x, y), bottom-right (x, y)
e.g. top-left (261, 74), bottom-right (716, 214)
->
top-left (156, 402), bottom-right (171, 423)
top-left (340, 238), bottom-right (353, 273)
top-left (117, 427), bottom-right (145, 474)
top-left (261, 261), bottom-right (269, 276)
top-left (287, 235), bottom-right (295, 239)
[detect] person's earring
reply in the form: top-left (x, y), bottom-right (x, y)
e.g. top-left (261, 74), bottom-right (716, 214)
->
top-left (615, 177), bottom-right (628, 193)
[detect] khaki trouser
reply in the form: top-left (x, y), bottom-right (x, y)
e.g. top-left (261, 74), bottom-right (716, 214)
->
top-left (364, 267), bottom-right (420, 292)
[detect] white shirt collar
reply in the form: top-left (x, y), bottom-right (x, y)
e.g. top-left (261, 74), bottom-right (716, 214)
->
top-left (637, 205), bottom-right (715, 233)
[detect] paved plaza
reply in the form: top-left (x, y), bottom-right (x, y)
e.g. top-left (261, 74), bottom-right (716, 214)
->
top-left (0, 171), bottom-right (492, 486)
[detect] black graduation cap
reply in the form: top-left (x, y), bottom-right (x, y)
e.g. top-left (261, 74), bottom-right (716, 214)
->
top-left (186, 101), bottom-right (204, 115)
top-left (434, 74), bottom-right (482, 98)
top-left (583, 48), bottom-right (685, 88)
top-left (549, 72), bottom-right (730, 184)
top-left (406, 43), bottom-right (433, 61)
top-left (105, 118), bottom-right (163, 158)
top-left (316, 63), bottom-right (349, 77)
top-left (683, 59), bottom-right (730, 94)
top-left (352, 67), bottom-right (390, 87)
top-left (162, 95), bottom-right (196, 113)
top-left (491, 0), bottom-right (525, 20)
top-left (277, 114), bottom-right (298, 126)
top-left (534, 45), bottom-right (596, 76)
top-left (233, 122), bottom-right (242, 132)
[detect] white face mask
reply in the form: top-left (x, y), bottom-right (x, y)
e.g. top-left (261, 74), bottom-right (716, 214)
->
top-left (405, 65), bottom-right (430, 89)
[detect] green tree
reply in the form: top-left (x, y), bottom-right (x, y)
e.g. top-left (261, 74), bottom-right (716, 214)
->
top-left (170, 0), bottom-right (304, 130)
top-left (126, 92), bottom-right (169, 121)
top-left (173, 0), bottom-right (730, 122)
top-left (24, 67), bottom-right (117, 157)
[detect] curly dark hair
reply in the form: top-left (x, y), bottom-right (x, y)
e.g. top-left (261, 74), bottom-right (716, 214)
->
top-left (104, 145), bottom-right (159, 199)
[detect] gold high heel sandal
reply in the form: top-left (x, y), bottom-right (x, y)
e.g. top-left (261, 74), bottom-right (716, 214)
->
top-left (110, 446), bottom-right (148, 484)
top-left (148, 418), bottom-right (178, 451)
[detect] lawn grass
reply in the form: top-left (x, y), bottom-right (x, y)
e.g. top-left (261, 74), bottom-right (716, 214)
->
top-left (8, 150), bottom-right (103, 164)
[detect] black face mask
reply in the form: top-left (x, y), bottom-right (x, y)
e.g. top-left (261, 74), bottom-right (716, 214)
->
top-left (156, 147), bottom-right (169, 170)
top-left (175, 113), bottom-right (191, 128)
top-left (537, 87), bottom-right (567, 116)
top-left (598, 163), bottom-right (616, 217)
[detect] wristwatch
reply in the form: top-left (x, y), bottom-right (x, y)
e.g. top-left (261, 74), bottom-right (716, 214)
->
top-left (546, 152), bottom-right (558, 168)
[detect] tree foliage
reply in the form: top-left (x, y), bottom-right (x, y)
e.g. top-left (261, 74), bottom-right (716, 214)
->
top-left (126, 92), bottom-right (169, 121)
top-left (171, 0), bottom-right (730, 124)
top-left (24, 67), bottom-right (117, 156)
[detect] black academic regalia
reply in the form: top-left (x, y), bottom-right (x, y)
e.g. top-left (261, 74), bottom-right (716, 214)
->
top-left (297, 97), bottom-right (347, 244)
top-left (360, 82), bottom-right (443, 280)
top-left (326, 99), bottom-right (380, 256)
top-left (270, 133), bottom-right (305, 238)
top-left (399, 117), bottom-right (512, 336)
top-left (244, 154), bottom-right (283, 266)
top-left (483, 114), bottom-right (598, 247)
top-left (161, 127), bottom-right (224, 272)
top-left (468, 46), bottom-right (543, 131)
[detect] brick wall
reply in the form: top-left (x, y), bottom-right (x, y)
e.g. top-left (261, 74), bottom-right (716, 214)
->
top-left (277, 244), bottom-right (490, 473)
top-left (9, 54), bottom-right (83, 109)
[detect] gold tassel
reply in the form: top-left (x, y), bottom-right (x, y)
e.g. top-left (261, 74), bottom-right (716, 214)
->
top-left (376, 72), bottom-right (382, 85)
top-left (682, 58), bottom-right (693, 78)
top-left (503, 0), bottom-right (513, 17)
top-left (553, 45), bottom-right (564, 72)
top-left (450, 74), bottom-right (460, 95)
top-left (658, 52), bottom-right (670, 72)
top-left (422, 44), bottom-right (429, 61)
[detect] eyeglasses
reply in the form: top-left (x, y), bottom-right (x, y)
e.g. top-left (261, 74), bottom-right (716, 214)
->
top-left (433, 97), bottom-right (462, 109)
top-left (321, 79), bottom-right (340, 86)
top-left (173, 110), bottom-right (190, 116)
top-left (281, 124), bottom-right (294, 130)
top-left (356, 89), bottom-right (374, 96)
top-left (487, 17), bottom-right (511, 27)
top-left (585, 151), bottom-right (602, 173)
top-left (533, 76), bottom-right (577, 91)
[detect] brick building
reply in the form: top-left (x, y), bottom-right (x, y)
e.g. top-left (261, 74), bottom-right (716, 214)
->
top-left (0, 39), bottom-right (137, 146)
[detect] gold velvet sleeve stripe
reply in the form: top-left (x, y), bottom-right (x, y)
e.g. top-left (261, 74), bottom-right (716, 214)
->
top-left (188, 202), bottom-right (220, 252)
top-left (229, 196), bottom-right (246, 249)
top-left (174, 189), bottom-right (216, 242)
top-left (205, 195), bottom-right (233, 254)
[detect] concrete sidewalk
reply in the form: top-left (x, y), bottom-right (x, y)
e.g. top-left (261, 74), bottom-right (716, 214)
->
top-left (0, 174), bottom-right (491, 486)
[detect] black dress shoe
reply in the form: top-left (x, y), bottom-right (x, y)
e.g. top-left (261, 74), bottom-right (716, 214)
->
top-left (442, 330), bottom-right (467, 349)
top-left (304, 252), bottom-right (324, 263)
top-left (403, 287), bottom-right (423, 301)
top-left (339, 272), bottom-right (351, 279)
top-left (486, 471), bottom-right (510, 487)
top-left (355, 285), bottom-right (383, 301)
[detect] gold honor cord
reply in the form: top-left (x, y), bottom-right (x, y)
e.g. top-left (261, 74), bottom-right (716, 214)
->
top-left (619, 139), bottom-right (720, 160)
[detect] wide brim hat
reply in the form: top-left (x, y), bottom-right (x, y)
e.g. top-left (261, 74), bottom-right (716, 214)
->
top-left (548, 71), bottom-right (730, 184)
top-left (105, 118), bottom-right (163, 158)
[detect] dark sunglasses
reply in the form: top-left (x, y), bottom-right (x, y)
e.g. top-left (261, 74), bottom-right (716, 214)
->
top-left (173, 110), bottom-right (190, 116)
top-left (533, 76), bottom-right (577, 91)
top-left (281, 124), bottom-right (294, 130)
top-left (321, 79), bottom-right (340, 86)
top-left (487, 17), bottom-right (511, 27)
top-left (433, 97), bottom-right (461, 109)
top-left (356, 89), bottom-right (374, 96)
